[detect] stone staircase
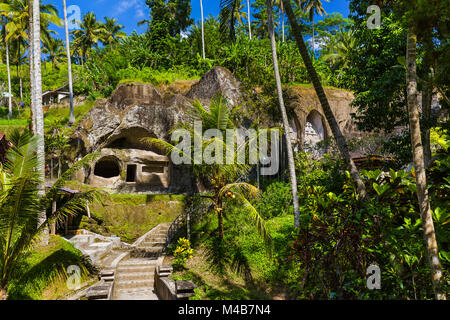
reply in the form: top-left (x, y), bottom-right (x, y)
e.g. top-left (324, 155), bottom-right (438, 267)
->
top-left (112, 223), bottom-right (170, 300)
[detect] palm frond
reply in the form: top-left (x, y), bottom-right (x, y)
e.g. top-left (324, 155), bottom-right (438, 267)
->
top-left (47, 152), bottom-right (100, 197)
top-left (234, 192), bottom-right (272, 254)
top-left (219, 0), bottom-right (240, 41)
top-left (141, 137), bottom-right (195, 164)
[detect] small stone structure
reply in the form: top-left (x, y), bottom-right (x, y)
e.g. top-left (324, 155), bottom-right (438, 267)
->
top-left (154, 265), bottom-right (196, 300)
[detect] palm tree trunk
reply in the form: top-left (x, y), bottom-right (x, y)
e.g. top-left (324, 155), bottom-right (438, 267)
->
top-left (58, 157), bottom-right (61, 179)
top-left (31, 0), bottom-right (48, 246)
top-left (281, 3), bottom-right (285, 43)
top-left (247, 0), bottom-right (252, 40)
top-left (29, 2), bottom-right (36, 133)
top-left (4, 28), bottom-right (12, 120)
top-left (267, 0), bottom-right (301, 228)
top-left (217, 198), bottom-right (224, 240)
top-left (200, 0), bottom-right (205, 59)
top-left (282, 0), bottom-right (367, 200)
top-left (312, 19), bottom-right (315, 59)
top-left (422, 81), bottom-right (432, 168)
top-left (63, 0), bottom-right (75, 125)
top-left (18, 42), bottom-right (22, 100)
top-left (406, 29), bottom-right (445, 300)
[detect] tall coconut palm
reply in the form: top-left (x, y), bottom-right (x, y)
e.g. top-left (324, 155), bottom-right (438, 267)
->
top-left (200, 0), bottom-right (205, 59)
top-left (282, 0), bottom-right (367, 200)
top-left (62, 0), bottom-right (74, 124)
top-left (266, 0), bottom-right (301, 228)
top-left (220, 0), bottom-right (252, 40)
top-left (274, 0), bottom-right (285, 42)
top-left (101, 17), bottom-right (126, 46)
top-left (405, 28), bottom-right (446, 300)
top-left (71, 12), bottom-right (105, 64)
top-left (297, 0), bottom-right (329, 58)
top-left (0, 4), bottom-right (13, 119)
top-left (247, 0), bottom-right (252, 39)
top-left (30, 0), bottom-right (47, 245)
top-left (0, 129), bottom-right (101, 300)
top-left (1, 0), bottom-right (61, 127)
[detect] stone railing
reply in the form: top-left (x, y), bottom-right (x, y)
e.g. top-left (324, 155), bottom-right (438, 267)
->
top-left (154, 265), bottom-right (196, 300)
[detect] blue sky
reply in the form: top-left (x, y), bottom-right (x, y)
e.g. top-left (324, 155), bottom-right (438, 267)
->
top-left (46, 0), bottom-right (351, 38)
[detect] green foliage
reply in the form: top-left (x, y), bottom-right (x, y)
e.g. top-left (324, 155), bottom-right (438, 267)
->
top-left (255, 181), bottom-right (293, 219)
top-left (287, 153), bottom-right (449, 299)
top-left (6, 235), bottom-right (95, 300)
top-left (0, 128), bottom-right (103, 296)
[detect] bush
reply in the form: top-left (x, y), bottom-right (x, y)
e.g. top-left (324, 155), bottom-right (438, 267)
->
top-left (173, 238), bottom-right (194, 270)
top-left (255, 181), bottom-right (293, 219)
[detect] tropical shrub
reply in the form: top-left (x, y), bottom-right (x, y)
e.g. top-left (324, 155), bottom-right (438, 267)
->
top-left (255, 181), bottom-right (293, 219)
top-left (173, 238), bottom-right (194, 270)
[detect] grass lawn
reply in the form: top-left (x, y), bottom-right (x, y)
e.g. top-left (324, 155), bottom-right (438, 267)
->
top-left (6, 235), bottom-right (96, 300)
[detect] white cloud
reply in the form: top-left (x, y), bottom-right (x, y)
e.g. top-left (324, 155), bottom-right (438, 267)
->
top-left (113, 0), bottom-right (146, 19)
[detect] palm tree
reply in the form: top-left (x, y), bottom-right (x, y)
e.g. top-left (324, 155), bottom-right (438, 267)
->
top-left (200, 0), bottom-right (205, 59)
top-left (1, 0), bottom-right (61, 126)
top-left (42, 37), bottom-right (64, 71)
top-left (282, 0), bottom-right (367, 200)
top-left (0, 2), bottom-right (13, 119)
top-left (274, 0), bottom-right (285, 42)
top-left (405, 28), bottom-right (446, 300)
top-left (322, 27), bottom-right (356, 80)
top-left (247, 0), bottom-right (252, 39)
top-left (144, 96), bottom-right (271, 244)
top-left (297, 0), bottom-right (329, 58)
top-left (101, 17), bottom-right (126, 46)
top-left (220, 0), bottom-right (253, 40)
top-left (71, 12), bottom-right (105, 64)
top-left (30, 0), bottom-right (47, 245)
top-left (62, 0), bottom-right (74, 125)
top-left (0, 129), bottom-right (101, 300)
top-left (266, 0), bottom-right (301, 228)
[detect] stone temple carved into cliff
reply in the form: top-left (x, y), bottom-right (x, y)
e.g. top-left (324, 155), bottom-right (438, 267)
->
top-left (70, 67), bottom-right (362, 193)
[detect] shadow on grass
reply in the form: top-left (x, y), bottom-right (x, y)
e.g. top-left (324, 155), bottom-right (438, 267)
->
top-left (174, 269), bottom-right (271, 300)
top-left (7, 249), bottom-right (96, 300)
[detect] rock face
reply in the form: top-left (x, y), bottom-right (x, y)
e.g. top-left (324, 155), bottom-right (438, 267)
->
top-left (71, 82), bottom-right (193, 193)
top-left (186, 66), bottom-right (243, 106)
top-left (72, 67), bottom-right (362, 193)
top-left (285, 86), bottom-right (362, 150)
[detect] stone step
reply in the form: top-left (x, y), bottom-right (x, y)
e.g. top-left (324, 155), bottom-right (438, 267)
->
top-left (114, 279), bottom-right (155, 290)
top-left (136, 246), bottom-right (164, 253)
top-left (117, 272), bottom-right (155, 281)
top-left (142, 241), bottom-right (166, 247)
top-left (113, 288), bottom-right (158, 300)
top-left (116, 265), bottom-right (156, 273)
top-left (145, 236), bottom-right (166, 241)
top-left (102, 276), bottom-right (115, 282)
top-left (87, 285), bottom-right (111, 300)
top-left (119, 258), bottom-right (158, 266)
